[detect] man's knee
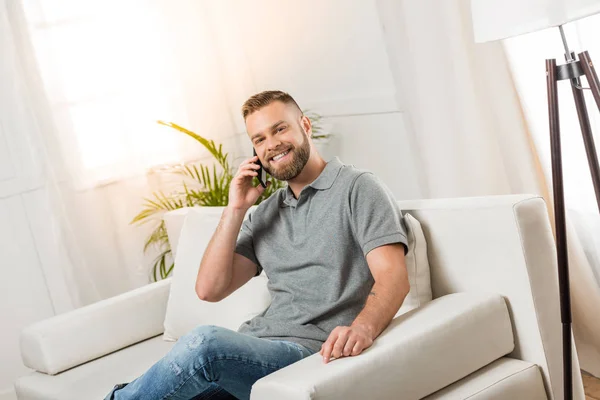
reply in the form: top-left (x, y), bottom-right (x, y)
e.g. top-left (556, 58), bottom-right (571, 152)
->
top-left (178, 325), bottom-right (230, 357)
top-left (169, 325), bottom-right (235, 380)
top-left (162, 326), bottom-right (224, 378)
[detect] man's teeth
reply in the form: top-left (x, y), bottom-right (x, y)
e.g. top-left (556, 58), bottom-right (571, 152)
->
top-left (272, 150), bottom-right (289, 161)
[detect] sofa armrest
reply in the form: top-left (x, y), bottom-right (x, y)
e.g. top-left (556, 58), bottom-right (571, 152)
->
top-left (20, 278), bottom-right (171, 375)
top-left (251, 292), bottom-right (514, 400)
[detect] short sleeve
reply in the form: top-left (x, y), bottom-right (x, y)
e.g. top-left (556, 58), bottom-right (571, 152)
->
top-left (349, 173), bottom-right (409, 256)
top-left (234, 212), bottom-right (263, 276)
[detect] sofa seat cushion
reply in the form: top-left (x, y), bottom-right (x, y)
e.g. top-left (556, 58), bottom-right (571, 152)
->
top-left (15, 336), bottom-right (174, 400)
top-left (424, 357), bottom-right (547, 400)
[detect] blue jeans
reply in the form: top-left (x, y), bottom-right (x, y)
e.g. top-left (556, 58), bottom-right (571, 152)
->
top-left (104, 325), bottom-right (316, 400)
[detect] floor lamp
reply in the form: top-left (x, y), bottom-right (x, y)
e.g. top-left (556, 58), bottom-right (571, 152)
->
top-left (470, 1), bottom-right (600, 399)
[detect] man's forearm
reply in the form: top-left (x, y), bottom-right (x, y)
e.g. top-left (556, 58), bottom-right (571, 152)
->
top-left (320, 244), bottom-right (409, 363)
top-left (351, 279), bottom-right (409, 340)
top-left (195, 206), bottom-right (247, 299)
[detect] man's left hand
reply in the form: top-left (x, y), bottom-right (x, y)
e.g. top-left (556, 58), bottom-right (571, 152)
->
top-left (319, 325), bottom-right (373, 363)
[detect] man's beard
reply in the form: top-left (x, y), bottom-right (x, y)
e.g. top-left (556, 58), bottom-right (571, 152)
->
top-left (264, 132), bottom-right (310, 181)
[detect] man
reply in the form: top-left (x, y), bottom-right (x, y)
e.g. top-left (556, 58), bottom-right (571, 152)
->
top-left (106, 91), bottom-right (410, 400)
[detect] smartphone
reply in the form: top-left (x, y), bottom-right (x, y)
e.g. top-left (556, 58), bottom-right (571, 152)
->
top-left (253, 148), bottom-right (267, 188)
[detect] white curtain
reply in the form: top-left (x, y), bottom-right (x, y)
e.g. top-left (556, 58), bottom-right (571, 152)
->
top-left (376, 0), bottom-right (600, 382)
top-left (376, 0), bottom-right (548, 199)
top-left (7, 0), bottom-right (238, 309)
top-left (503, 16), bottom-right (600, 377)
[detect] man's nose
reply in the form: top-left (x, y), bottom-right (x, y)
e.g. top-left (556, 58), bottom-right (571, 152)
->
top-left (265, 136), bottom-right (283, 151)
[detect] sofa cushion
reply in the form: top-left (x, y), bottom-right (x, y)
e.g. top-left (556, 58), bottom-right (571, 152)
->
top-left (15, 335), bottom-right (174, 400)
top-left (396, 213), bottom-right (432, 316)
top-left (423, 357), bottom-right (547, 399)
top-left (162, 207), bottom-right (271, 341)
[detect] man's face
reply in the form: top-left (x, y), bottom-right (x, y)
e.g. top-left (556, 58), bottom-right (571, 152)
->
top-left (246, 101), bottom-right (311, 181)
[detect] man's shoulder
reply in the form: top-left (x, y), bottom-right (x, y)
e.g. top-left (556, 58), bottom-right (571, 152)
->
top-left (336, 163), bottom-right (378, 188)
top-left (334, 165), bottom-right (393, 203)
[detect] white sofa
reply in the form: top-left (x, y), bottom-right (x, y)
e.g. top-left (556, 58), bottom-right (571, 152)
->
top-left (14, 194), bottom-right (586, 399)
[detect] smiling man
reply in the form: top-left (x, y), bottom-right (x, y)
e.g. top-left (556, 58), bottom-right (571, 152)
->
top-left (105, 91), bottom-right (410, 400)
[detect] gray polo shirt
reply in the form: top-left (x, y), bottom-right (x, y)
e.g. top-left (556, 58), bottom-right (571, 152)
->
top-left (234, 157), bottom-right (409, 353)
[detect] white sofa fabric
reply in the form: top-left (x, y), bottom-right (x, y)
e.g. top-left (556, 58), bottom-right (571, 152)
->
top-left (19, 278), bottom-right (171, 375)
top-left (396, 194), bottom-right (585, 399)
top-left (15, 336), bottom-right (174, 400)
top-left (162, 206), bottom-right (272, 341)
top-left (15, 194), bottom-right (585, 399)
top-left (15, 291), bottom-right (512, 400)
top-left (400, 213), bottom-right (433, 315)
top-left (423, 358), bottom-right (548, 400)
top-left (250, 292), bottom-right (514, 400)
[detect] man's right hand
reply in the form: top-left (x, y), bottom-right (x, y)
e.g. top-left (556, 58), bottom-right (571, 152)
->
top-left (228, 156), bottom-right (269, 211)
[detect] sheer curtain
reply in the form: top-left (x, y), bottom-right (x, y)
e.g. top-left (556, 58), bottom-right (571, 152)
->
top-left (20, 0), bottom-right (198, 188)
top-left (504, 16), bottom-right (600, 377)
top-left (376, 0), bottom-right (548, 199)
top-left (376, 0), bottom-right (599, 383)
top-left (9, 0), bottom-right (236, 308)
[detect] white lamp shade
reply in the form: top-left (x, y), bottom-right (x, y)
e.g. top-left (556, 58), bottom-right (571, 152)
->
top-left (471, 0), bottom-right (600, 42)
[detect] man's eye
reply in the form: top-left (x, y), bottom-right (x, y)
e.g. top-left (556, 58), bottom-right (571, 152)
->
top-left (277, 126), bottom-right (286, 133)
top-left (255, 138), bottom-right (264, 144)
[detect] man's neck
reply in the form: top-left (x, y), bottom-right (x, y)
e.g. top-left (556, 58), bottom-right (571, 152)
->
top-left (287, 152), bottom-right (327, 199)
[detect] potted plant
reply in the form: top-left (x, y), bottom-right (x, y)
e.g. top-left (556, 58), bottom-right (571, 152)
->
top-left (132, 112), bottom-right (331, 281)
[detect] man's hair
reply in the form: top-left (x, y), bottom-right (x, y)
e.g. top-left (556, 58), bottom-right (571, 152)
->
top-left (241, 90), bottom-right (301, 120)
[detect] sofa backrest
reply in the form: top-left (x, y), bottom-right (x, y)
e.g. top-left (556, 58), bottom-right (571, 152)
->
top-left (164, 205), bottom-right (257, 261)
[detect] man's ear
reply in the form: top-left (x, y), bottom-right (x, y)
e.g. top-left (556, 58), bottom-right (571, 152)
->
top-left (301, 114), bottom-right (312, 137)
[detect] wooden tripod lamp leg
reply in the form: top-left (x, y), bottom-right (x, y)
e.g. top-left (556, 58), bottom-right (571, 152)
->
top-left (577, 51), bottom-right (600, 212)
top-left (546, 57), bottom-right (573, 400)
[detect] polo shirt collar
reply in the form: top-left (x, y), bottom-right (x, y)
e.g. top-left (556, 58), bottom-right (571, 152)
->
top-left (283, 157), bottom-right (343, 205)
top-left (308, 156), bottom-right (343, 190)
